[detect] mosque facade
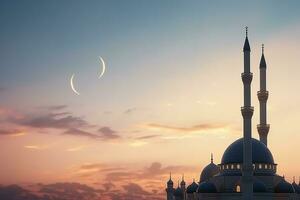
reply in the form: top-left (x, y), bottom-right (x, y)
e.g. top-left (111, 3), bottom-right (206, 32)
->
top-left (165, 29), bottom-right (300, 200)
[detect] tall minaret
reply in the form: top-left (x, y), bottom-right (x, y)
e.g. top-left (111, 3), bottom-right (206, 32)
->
top-left (241, 27), bottom-right (253, 200)
top-left (257, 44), bottom-right (270, 146)
top-left (180, 174), bottom-right (186, 200)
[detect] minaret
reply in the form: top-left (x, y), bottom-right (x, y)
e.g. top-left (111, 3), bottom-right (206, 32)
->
top-left (241, 27), bottom-right (253, 200)
top-left (257, 44), bottom-right (270, 146)
top-left (180, 174), bottom-right (186, 200)
top-left (166, 172), bottom-right (174, 200)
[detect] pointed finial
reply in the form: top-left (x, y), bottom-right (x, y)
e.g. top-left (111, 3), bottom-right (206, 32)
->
top-left (211, 153), bottom-right (214, 163)
top-left (246, 26), bottom-right (248, 37)
top-left (293, 176), bottom-right (295, 183)
top-left (262, 44), bottom-right (264, 54)
top-left (169, 172), bottom-right (172, 180)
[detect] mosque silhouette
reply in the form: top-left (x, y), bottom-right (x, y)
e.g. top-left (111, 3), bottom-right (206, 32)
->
top-left (165, 28), bottom-right (300, 200)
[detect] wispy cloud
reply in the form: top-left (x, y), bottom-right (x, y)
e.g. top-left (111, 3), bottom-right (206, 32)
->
top-left (14, 113), bottom-right (90, 130)
top-left (124, 107), bottom-right (137, 114)
top-left (135, 134), bottom-right (161, 140)
top-left (63, 128), bottom-right (99, 139)
top-left (39, 105), bottom-right (68, 111)
top-left (24, 145), bottom-right (48, 150)
top-left (145, 122), bottom-right (229, 133)
top-left (66, 145), bottom-right (87, 152)
top-left (98, 127), bottom-right (121, 140)
top-left (0, 129), bottom-right (25, 137)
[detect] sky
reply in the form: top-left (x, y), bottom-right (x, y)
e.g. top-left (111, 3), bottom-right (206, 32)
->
top-left (1, 0), bottom-right (300, 199)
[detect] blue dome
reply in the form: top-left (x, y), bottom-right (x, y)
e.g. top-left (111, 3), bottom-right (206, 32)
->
top-left (186, 181), bottom-right (198, 193)
top-left (200, 163), bottom-right (219, 183)
top-left (197, 182), bottom-right (217, 193)
top-left (174, 187), bottom-right (184, 197)
top-left (221, 138), bottom-right (274, 164)
top-left (253, 180), bottom-right (267, 193)
top-left (275, 181), bottom-right (295, 193)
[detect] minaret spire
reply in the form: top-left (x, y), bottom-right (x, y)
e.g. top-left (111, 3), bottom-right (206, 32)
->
top-left (211, 153), bottom-right (214, 163)
top-left (257, 44), bottom-right (270, 146)
top-left (241, 27), bottom-right (254, 200)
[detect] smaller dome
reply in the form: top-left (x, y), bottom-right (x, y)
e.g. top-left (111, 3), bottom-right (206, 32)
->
top-left (174, 187), bottom-right (184, 197)
top-left (197, 182), bottom-right (217, 193)
top-left (253, 180), bottom-right (267, 193)
top-left (186, 181), bottom-right (198, 194)
top-left (200, 155), bottom-right (219, 183)
top-left (167, 179), bottom-right (173, 185)
top-left (275, 181), bottom-right (295, 193)
top-left (292, 182), bottom-right (300, 194)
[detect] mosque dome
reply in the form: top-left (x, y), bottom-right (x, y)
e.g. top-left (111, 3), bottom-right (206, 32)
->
top-left (221, 138), bottom-right (274, 164)
top-left (173, 187), bottom-right (184, 197)
top-left (197, 182), bottom-right (217, 193)
top-left (292, 182), bottom-right (300, 194)
top-left (275, 181), bottom-right (295, 193)
top-left (253, 180), bottom-right (267, 193)
top-left (186, 181), bottom-right (198, 194)
top-left (167, 179), bottom-right (173, 185)
top-left (200, 156), bottom-right (219, 183)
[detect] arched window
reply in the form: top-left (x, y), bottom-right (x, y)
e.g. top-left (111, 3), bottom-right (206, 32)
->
top-left (231, 164), bottom-right (234, 169)
top-left (236, 185), bottom-right (241, 192)
top-left (259, 164), bottom-right (262, 169)
top-left (237, 164), bottom-right (240, 169)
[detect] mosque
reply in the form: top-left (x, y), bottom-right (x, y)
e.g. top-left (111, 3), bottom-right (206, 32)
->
top-left (165, 29), bottom-right (300, 200)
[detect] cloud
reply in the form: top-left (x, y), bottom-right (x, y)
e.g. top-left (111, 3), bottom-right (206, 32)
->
top-left (39, 105), bottom-right (68, 111)
top-left (0, 129), bottom-right (25, 136)
top-left (0, 162), bottom-right (190, 200)
top-left (123, 183), bottom-right (150, 195)
top-left (135, 134), bottom-right (161, 140)
top-left (124, 107), bottom-right (137, 114)
top-left (14, 113), bottom-right (90, 130)
top-left (0, 182), bottom-right (164, 200)
top-left (102, 162), bottom-right (197, 183)
top-left (63, 128), bottom-right (99, 139)
top-left (38, 182), bottom-right (100, 200)
top-left (102, 182), bottom-right (116, 191)
top-left (0, 185), bottom-right (39, 200)
top-left (1, 105), bottom-right (124, 141)
top-left (145, 122), bottom-right (229, 133)
top-left (24, 145), bottom-right (48, 150)
top-left (66, 145), bottom-right (87, 152)
top-left (98, 127), bottom-right (121, 140)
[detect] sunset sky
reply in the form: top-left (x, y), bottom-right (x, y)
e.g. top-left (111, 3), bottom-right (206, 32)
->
top-left (1, 0), bottom-right (300, 199)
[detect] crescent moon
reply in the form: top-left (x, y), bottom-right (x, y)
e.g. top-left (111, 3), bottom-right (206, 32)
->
top-left (99, 56), bottom-right (106, 78)
top-left (70, 74), bottom-right (80, 95)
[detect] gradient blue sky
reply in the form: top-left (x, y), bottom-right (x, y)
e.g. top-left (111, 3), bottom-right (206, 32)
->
top-left (1, 0), bottom-right (300, 109)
